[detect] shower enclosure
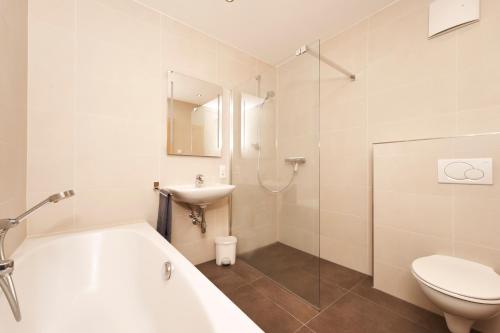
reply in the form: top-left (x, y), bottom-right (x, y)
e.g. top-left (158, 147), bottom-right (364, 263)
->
top-left (231, 40), bottom-right (322, 306)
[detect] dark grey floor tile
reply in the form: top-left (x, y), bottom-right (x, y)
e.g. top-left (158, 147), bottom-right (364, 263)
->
top-left (231, 259), bottom-right (264, 282)
top-left (211, 271), bottom-right (248, 294)
top-left (252, 277), bottom-right (319, 323)
top-left (197, 255), bottom-right (454, 333)
top-left (267, 266), bottom-right (321, 305)
top-left (196, 260), bottom-right (232, 280)
top-left (318, 278), bottom-right (350, 309)
top-left (307, 293), bottom-right (430, 333)
top-left (313, 259), bottom-right (368, 290)
top-left (227, 285), bottom-right (303, 333)
top-left (196, 261), bottom-right (248, 294)
top-left (296, 325), bottom-right (315, 333)
top-left (240, 242), bottom-right (315, 275)
top-left (196, 259), bottom-right (262, 285)
top-left (352, 278), bottom-right (450, 333)
top-left (267, 266), bottom-right (348, 308)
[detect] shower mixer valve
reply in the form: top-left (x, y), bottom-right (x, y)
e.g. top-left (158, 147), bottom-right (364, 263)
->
top-left (285, 157), bottom-right (306, 172)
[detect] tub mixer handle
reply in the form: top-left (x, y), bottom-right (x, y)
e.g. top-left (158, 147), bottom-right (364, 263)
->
top-left (164, 261), bottom-right (173, 280)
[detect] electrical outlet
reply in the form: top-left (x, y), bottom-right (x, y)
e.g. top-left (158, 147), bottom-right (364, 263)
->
top-left (219, 165), bottom-right (227, 179)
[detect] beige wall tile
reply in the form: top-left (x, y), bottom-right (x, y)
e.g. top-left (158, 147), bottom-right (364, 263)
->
top-left (454, 195), bottom-right (500, 251)
top-left (320, 235), bottom-right (369, 274)
top-left (457, 14), bottom-right (500, 112)
top-left (320, 210), bottom-right (367, 247)
top-left (374, 261), bottom-right (440, 313)
top-left (374, 225), bottom-right (453, 269)
top-left (457, 106), bottom-right (500, 135)
top-left (321, 184), bottom-right (368, 219)
top-left (368, 113), bottom-right (457, 144)
top-left (162, 16), bottom-right (217, 83)
top-left (455, 242), bottom-right (500, 273)
top-left (27, 191), bottom-right (75, 235)
top-left (217, 42), bottom-right (258, 88)
top-left (0, 0), bottom-right (28, 255)
top-left (28, 0), bottom-right (74, 29)
top-left (27, 21), bottom-right (74, 115)
top-left (280, 226), bottom-right (318, 256)
top-left (375, 190), bottom-right (453, 238)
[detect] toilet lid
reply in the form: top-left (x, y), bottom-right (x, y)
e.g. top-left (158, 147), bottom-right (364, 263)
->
top-left (412, 255), bottom-right (500, 301)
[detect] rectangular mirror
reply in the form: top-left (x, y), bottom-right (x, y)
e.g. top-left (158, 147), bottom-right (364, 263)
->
top-left (167, 71), bottom-right (223, 157)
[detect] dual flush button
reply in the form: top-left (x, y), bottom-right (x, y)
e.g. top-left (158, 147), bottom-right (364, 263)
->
top-left (438, 158), bottom-right (493, 185)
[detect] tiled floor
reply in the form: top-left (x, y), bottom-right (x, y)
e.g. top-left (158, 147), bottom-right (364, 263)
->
top-left (238, 243), bottom-right (346, 307)
top-left (196, 243), bottom-right (462, 333)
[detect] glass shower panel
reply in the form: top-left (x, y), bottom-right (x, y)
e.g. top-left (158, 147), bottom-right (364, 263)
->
top-left (231, 40), bottom-right (321, 307)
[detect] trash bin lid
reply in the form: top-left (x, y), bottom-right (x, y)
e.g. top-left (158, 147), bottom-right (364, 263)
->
top-left (215, 236), bottom-right (237, 245)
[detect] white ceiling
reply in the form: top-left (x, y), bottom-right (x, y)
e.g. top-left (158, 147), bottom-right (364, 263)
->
top-left (137, 0), bottom-right (395, 64)
top-left (169, 72), bottom-right (222, 105)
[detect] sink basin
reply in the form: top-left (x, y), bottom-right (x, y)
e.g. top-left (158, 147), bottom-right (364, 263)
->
top-left (164, 184), bottom-right (236, 207)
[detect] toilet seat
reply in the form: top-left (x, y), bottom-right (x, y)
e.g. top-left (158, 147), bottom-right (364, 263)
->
top-left (412, 255), bottom-right (500, 305)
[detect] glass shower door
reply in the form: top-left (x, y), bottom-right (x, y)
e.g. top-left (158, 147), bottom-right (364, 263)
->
top-left (231, 40), bottom-right (321, 307)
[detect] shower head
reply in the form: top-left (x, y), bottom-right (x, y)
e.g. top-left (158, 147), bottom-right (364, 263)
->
top-left (48, 190), bottom-right (75, 203)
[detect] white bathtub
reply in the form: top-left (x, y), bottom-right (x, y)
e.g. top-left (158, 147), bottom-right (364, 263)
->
top-left (0, 222), bottom-right (262, 333)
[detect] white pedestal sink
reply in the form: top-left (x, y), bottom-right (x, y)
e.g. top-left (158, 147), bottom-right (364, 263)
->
top-left (163, 184), bottom-right (236, 234)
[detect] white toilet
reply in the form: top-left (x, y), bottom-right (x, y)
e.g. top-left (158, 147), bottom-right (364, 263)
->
top-left (412, 255), bottom-right (500, 333)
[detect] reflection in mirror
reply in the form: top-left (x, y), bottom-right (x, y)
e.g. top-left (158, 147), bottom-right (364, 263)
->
top-left (240, 93), bottom-right (263, 159)
top-left (167, 71), bottom-right (223, 157)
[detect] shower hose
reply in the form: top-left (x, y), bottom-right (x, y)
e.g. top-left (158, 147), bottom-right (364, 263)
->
top-left (256, 100), bottom-right (299, 194)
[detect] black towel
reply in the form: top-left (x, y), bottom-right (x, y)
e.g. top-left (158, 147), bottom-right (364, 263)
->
top-left (156, 190), bottom-right (172, 243)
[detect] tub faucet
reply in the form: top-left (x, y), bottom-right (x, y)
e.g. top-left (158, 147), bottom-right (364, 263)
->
top-left (195, 174), bottom-right (204, 187)
top-left (0, 190), bottom-right (75, 322)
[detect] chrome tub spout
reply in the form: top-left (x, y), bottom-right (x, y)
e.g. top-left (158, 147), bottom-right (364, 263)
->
top-left (0, 258), bottom-right (21, 321)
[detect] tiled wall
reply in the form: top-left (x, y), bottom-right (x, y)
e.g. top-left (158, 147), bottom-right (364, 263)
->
top-left (0, 0), bottom-right (28, 256)
top-left (373, 135), bottom-right (500, 332)
top-left (27, 0), bottom-right (271, 264)
top-left (319, 0), bottom-right (500, 275)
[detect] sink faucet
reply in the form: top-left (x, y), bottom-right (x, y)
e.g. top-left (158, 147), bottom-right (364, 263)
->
top-left (0, 190), bottom-right (75, 322)
top-left (195, 174), bottom-right (204, 187)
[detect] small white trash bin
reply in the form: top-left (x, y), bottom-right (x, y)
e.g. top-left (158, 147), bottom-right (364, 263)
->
top-left (215, 236), bottom-right (237, 266)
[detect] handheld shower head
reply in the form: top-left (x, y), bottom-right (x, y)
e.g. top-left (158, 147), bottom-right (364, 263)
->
top-left (48, 190), bottom-right (75, 203)
top-left (11, 190), bottom-right (76, 223)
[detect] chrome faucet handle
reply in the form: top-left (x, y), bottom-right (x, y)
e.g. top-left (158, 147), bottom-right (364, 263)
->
top-left (0, 260), bottom-right (14, 276)
top-left (195, 174), bottom-right (205, 187)
top-left (0, 218), bottom-right (19, 232)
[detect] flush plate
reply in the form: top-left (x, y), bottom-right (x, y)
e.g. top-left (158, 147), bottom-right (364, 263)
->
top-left (437, 158), bottom-right (492, 185)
